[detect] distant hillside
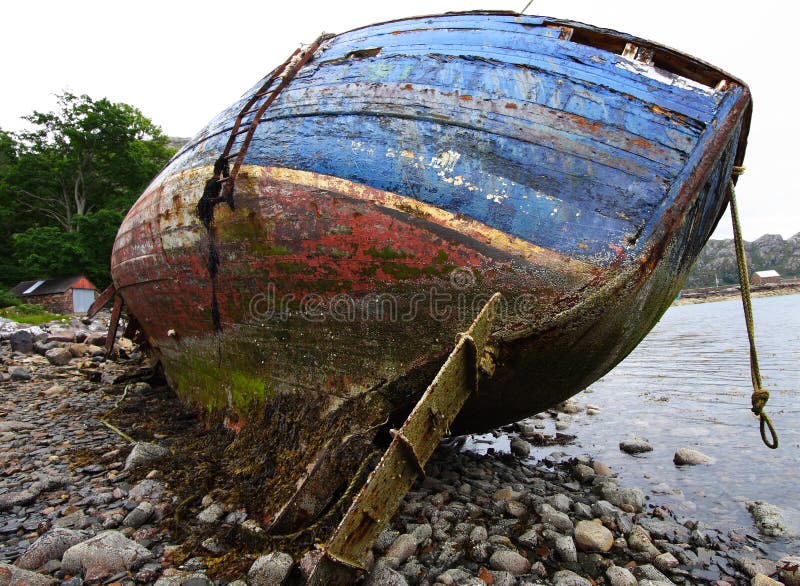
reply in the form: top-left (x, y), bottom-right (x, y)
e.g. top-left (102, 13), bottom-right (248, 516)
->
top-left (685, 233), bottom-right (800, 288)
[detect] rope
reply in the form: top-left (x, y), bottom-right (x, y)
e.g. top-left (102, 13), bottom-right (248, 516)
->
top-left (728, 166), bottom-right (778, 449)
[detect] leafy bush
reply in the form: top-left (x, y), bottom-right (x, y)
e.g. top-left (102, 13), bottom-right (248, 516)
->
top-left (0, 288), bottom-right (22, 308)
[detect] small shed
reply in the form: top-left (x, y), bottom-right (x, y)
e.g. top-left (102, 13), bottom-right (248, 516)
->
top-left (751, 270), bottom-right (781, 285)
top-left (10, 276), bottom-right (99, 314)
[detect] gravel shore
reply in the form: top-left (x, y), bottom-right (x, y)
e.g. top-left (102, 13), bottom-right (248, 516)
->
top-left (1, 316), bottom-right (797, 585)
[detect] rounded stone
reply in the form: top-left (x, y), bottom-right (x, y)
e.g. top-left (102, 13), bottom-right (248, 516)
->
top-left (654, 551), bottom-right (680, 571)
top-left (123, 501), bottom-right (154, 529)
top-left (600, 484), bottom-right (644, 512)
top-left (779, 554), bottom-right (800, 586)
top-left (9, 366), bottom-right (31, 381)
top-left (248, 551), bottom-right (294, 586)
top-left (747, 501), bottom-right (789, 537)
top-left (60, 530), bottom-right (153, 582)
top-left (619, 437), bottom-right (653, 454)
top-left (574, 520), bottom-right (614, 552)
top-left (365, 563), bottom-right (409, 586)
top-left (196, 503), bottom-right (224, 524)
top-left (538, 503), bottom-right (574, 532)
top-left (753, 573), bottom-right (786, 586)
top-left (592, 460), bottom-right (613, 476)
top-left (554, 534), bottom-right (577, 562)
top-left (125, 442), bottom-right (170, 470)
top-left (385, 533), bottom-right (418, 564)
top-left (673, 447), bottom-right (712, 465)
top-left (489, 550), bottom-right (531, 575)
top-left (45, 347), bottom-right (72, 366)
top-left (10, 330), bottom-right (34, 353)
top-left (553, 569), bottom-right (592, 586)
top-left (15, 528), bottom-right (86, 570)
top-left (510, 437), bottom-right (531, 458)
top-left (606, 565), bottom-right (638, 586)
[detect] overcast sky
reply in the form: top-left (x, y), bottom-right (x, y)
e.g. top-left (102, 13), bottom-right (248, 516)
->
top-left (2, 1), bottom-right (796, 240)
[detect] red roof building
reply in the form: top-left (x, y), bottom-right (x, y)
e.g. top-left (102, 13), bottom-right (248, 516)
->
top-left (10, 276), bottom-right (99, 314)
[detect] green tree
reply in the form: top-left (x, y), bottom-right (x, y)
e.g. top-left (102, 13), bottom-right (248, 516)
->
top-left (9, 92), bottom-right (172, 231)
top-left (11, 210), bottom-right (126, 289)
top-left (0, 92), bottom-right (174, 288)
top-left (0, 129), bottom-right (29, 286)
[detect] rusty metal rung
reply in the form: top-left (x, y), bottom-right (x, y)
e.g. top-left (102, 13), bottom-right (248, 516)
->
top-left (217, 33), bottom-right (330, 179)
top-left (389, 428), bottom-right (426, 477)
top-left (323, 549), bottom-right (366, 571)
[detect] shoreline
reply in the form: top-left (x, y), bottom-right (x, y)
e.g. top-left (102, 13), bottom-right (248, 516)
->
top-left (2, 317), bottom-right (797, 585)
top-left (674, 282), bottom-right (800, 306)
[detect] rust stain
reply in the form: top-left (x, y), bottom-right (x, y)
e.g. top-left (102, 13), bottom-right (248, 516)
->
top-left (504, 102), bottom-right (518, 109)
top-left (478, 566), bottom-right (495, 584)
top-left (459, 94), bottom-right (473, 101)
top-left (628, 137), bottom-right (652, 149)
top-left (572, 116), bottom-right (605, 134)
top-left (403, 83), bottom-right (413, 90)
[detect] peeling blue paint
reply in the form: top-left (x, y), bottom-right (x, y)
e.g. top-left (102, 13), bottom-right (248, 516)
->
top-left (165, 12), bottom-right (746, 266)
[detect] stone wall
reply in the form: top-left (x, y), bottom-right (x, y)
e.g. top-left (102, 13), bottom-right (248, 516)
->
top-left (26, 291), bottom-right (73, 314)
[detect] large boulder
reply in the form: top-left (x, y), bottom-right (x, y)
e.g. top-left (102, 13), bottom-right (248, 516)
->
top-left (61, 530), bottom-right (153, 582)
top-left (0, 563), bottom-right (57, 585)
top-left (45, 347), bottom-right (72, 366)
top-left (47, 329), bottom-right (76, 343)
top-left (10, 329), bottom-right (35, 353)
top-left (747, 501), bottom-right (789, 537)
top-left (15, 528), bottom-right (87, 570)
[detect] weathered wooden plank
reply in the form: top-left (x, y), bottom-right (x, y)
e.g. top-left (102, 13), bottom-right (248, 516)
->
top-left (276, 56), bottom-right (704, 148)
top-left (245, 116), bottom-right (658, 256)
top-left (261, 86), bottom-right (688, 173)
top-left (86, 283), bottom-right (117, 319)
top-left (318, 30), bottom-right (717, 120)
top-left (306, 293), bottom-right (502, 585)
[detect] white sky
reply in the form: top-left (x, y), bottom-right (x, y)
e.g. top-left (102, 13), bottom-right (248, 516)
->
top-left (2, 0), bottom-right (797, 240)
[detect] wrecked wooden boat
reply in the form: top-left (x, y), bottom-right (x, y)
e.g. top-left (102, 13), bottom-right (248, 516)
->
top-left (105, 10), bottom-right (750, 551)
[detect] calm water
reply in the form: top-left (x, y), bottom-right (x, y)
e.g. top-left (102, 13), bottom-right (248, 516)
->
top-left (469, 294), bottom-right (800, 557)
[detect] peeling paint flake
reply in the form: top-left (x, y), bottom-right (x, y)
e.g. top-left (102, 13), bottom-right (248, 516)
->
top-left (430, 150), bottom-right (461, 173)
top-left (616, 60), bottom-right (714, 95)
top-left (485, 192), bottom-right (509, 204)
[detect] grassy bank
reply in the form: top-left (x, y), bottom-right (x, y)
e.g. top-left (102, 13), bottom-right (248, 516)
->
top-left (0, 303), bottom-right (65, 325)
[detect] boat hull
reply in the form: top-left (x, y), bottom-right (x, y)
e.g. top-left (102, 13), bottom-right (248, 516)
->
top-left (112, 13), bottom-right (750, 445)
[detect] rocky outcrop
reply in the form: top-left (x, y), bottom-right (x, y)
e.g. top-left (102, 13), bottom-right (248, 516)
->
top-left (686, 232), bottom-right (800, 288)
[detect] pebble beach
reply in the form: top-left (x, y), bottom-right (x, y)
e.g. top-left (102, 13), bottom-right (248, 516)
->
top-left (2, 314), bottom-right (798, 586)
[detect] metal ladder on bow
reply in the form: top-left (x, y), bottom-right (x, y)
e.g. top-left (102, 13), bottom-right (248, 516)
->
top-left (216, 33), bottom-right (333, 202)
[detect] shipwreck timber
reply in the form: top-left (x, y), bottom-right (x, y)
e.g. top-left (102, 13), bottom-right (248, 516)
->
top-left (100, 10), bottom-right (751, 546)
